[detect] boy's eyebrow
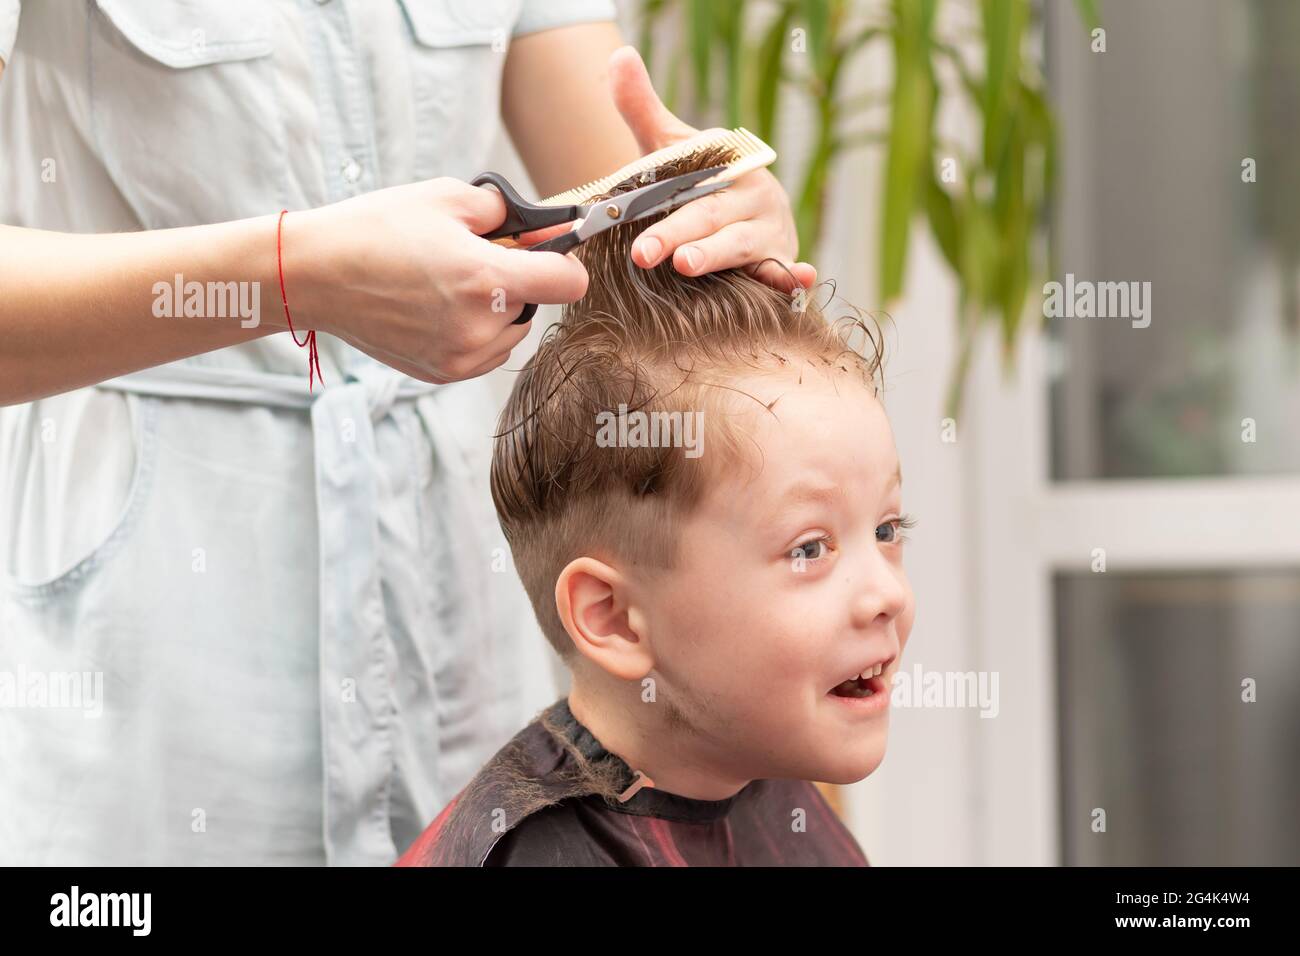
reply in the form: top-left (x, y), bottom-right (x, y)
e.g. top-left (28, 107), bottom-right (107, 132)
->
top-left (774, 465), bottom-right (899, 509)
top-left (772, 464), bottom-right (901, 512)
top-left (776, 481), bottom-right (842, 508)
top-left (756, 479), bottom-right (839, 526)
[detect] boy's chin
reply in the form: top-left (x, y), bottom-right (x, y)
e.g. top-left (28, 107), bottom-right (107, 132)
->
top-left (809, 747), bottom-right (887, 786)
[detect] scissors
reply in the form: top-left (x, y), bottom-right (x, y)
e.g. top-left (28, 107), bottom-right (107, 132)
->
top-left (470, 164), bottom-right (734, 324)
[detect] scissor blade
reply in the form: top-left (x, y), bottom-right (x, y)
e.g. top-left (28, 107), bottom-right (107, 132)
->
top-left (619, 164), bottom-right (731, 221)
top-left (623, 178), bottom-right (734, 225)
top-left (572, 164), bottom-right (732, 243)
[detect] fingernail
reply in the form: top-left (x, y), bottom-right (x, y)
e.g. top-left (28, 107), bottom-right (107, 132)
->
top-left (683, 246), bottom-right (702, 271)
top-left (638, 236), bottom-right (662, 265)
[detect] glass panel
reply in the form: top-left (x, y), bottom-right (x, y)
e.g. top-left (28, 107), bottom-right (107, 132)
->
top-left (1047, 0), bottom-right (1300, 480)
top-left (1056, 570), bottom-right (1300, 865)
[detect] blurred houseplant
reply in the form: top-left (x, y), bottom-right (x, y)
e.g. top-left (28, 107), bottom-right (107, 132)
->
top-left (636, 0), bottom-right (1098, 415)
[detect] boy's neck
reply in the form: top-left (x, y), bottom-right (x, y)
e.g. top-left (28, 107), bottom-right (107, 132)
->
top-left (567, 678), bottom-right (753, 802)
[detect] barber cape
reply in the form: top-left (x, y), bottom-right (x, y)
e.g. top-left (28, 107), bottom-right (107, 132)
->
top-left (395, 698), bottom-right (870, 867)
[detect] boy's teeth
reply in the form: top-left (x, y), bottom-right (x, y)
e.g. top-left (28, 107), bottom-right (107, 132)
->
top-left (832, 676), bottom-right (875, 698)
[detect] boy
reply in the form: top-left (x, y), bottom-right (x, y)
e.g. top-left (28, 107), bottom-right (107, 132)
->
top-left (397, 144), bottom-right (915, 867)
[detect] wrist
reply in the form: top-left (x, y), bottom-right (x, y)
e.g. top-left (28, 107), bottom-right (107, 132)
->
top-left (272, 205), bottom-right (337, 337)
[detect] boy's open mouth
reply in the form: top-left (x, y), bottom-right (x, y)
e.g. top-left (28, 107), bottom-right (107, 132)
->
top-left (827, 655), bottom-right (895, 698)
top-left (829, 674), bottom-right (886, 698)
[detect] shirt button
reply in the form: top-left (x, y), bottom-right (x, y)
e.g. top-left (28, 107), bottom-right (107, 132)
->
top-left (341, 158), bottom-right (362, 185)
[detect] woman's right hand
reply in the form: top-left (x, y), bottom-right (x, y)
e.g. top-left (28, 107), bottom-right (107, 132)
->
top-left (282, 177), bottom-right (590, 384)
top-left (0, 176), bottom-right (587, 405)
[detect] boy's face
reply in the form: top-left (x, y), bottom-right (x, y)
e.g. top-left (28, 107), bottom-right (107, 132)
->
top-left (640, 365), bottom-right (914, 785)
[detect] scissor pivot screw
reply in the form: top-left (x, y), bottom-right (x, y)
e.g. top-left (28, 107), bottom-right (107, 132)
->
top-left (605, 205), bottom-right (622, 220)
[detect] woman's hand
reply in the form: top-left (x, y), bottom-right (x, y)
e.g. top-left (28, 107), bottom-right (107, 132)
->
top-left (0, 176), bottom-right (585, 404)
top-left (285, 178), bottom-right (589, 384)
top-left (607, 46), bottom-right (817, 296)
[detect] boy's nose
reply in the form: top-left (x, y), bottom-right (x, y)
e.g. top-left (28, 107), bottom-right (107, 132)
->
top-left (848, 553), bottom-right (912, 630)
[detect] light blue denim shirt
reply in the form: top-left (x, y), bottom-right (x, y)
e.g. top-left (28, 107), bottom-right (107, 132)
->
top-left (0, 0), bottom-right (614, 865)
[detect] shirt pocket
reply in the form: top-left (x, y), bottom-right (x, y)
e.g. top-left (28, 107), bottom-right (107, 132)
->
top-left (395, 0), bottom-right (523, 181)
top-left (1, 391), bottom-right (158, 603)
top-left (87, 0), bottom-right (285, 226)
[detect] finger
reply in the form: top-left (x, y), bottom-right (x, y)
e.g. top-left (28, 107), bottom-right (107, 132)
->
top-left (476, 306), bottom-right (535, 354)
top-left (352, 343), bottom-right (452, 386)
top-left (355, 315), bottom-right (531, 384)
top-left (462, 347), bottom-right (519, 381)
top-left (661, 219), bottom-right (782, 278)
top-left (631, 188), bottom-right (762, 269)
top-left (437, 326), bottom-right (529, 382)
top-left (515, 222), bottom-right (577, 246)
top-left (436, 177), bottom-right (510, 236)
top-left (749, 259), bottom-right (818, 295)
top-left (481, 243), bottom-right (590, 308)
top-left (607, 45), bottom-right (699, 154)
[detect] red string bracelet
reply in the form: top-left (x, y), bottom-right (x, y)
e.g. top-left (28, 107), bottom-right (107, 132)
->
top-left (276, 209), bottom-right (323, 390)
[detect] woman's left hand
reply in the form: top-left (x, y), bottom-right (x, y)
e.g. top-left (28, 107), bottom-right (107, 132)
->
top-left (607, 46), bottom-right (817, 296)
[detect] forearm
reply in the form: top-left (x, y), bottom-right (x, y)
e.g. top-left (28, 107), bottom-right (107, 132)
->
top-left (0, 217), bottom-right (285, 405)
top-left (502, 22), bottom-right (640, 197)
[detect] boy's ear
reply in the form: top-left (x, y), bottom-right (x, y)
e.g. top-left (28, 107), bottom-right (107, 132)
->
top-left (555, 557), bottom-right (652, 680)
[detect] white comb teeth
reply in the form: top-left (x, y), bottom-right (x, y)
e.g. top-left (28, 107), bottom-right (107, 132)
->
top-left (538, 127), bottom-right (778, 207)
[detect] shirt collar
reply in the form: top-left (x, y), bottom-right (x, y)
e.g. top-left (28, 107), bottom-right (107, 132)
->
top-left (549, 697), bottom-right (751, 824)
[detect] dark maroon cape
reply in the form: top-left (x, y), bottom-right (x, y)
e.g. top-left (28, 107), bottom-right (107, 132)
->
top-left (395, 698), bottom-right (869, 867)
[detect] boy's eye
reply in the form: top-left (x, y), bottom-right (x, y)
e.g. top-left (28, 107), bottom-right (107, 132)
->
top-left (790, 538), bottom-right (830, 562)
top-left (877, 514), bottom-right (917, 544)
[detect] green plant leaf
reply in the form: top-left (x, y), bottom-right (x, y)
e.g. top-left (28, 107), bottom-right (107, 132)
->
top-left (945, 295), bottom-right (978, 420)
top-left (756, 3), bottom-right (796, 145)
top-left (1073, 0), bottom-right (1101, 31)
top-left (634, 0), bottom-right (1070, 413)
top-left (663, 35), bottom-right (685, 114)
top-left (1018, 78), bottom-right (1058, 296)
top-left (720, 1), bottom-right (745, 126)
top-left (996, 155), bottom-right (1029, 360)
top-left (925, 172), bottom-right (961, 273)
top-left (794, 100), bottom-right (837, 260)
top-left (1000, 215), bottom-right (1030, 366)
top-left (687, 0), bottom-right (712, 113)
top-left (980, 0), bottom-right (1026, 171)
top-left (959, 187), bottom-right (996, 312)
top-left (1019, 80), bottom-right (1056, 202)
top-left (800, 0), bottom-right (831, 80)
top-left (880, 0), bottom-right (936, 301)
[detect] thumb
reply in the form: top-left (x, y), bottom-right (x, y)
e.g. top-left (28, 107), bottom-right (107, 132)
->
top-left (608, 45), bottom-right (697, 154)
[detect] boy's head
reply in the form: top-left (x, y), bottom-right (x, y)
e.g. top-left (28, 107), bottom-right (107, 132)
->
top-left (491, 143), bottom-right (915, 785)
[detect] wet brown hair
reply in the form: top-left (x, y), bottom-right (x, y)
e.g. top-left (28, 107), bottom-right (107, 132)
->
top-left (491, 141), bottom-right (885, 659)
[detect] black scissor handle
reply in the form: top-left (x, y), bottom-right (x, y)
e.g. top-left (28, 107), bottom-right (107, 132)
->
top-left (471, 171), bottom-right (577, 324)
top-left (471, 171), bottom-right (579, 239)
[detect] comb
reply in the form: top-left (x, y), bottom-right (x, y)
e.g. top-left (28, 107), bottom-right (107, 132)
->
top-left (537, 127), bottom-right (777, 207)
